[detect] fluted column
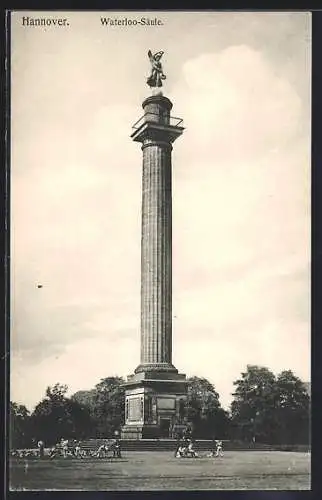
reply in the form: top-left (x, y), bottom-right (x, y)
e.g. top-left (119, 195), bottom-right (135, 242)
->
top-left (140, 142), bottom-right (172, 366)
top-left (131, 95), bottom-right (183, 375)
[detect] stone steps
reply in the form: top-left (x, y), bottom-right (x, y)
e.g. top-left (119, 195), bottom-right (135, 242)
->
top-left (79, 439), bottom-right (274, 452)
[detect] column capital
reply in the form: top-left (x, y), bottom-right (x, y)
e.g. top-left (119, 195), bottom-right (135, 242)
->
top-left (141, 140), bottom-right (173, 151)
top-left (131, 122), bottom-right (183, 145)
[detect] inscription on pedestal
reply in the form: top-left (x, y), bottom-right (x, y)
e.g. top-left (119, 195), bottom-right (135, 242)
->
top-left (157, 397), bottom-right (176, 410)
top-left (128, 396), bottom-right (143, 422)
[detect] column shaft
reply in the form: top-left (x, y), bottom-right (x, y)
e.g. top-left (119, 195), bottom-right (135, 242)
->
top-left (140, 143), bottom-right (172, 365)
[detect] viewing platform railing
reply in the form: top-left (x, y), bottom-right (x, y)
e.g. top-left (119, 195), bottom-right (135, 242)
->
top-left (132, 112), bottom-right (184, 130)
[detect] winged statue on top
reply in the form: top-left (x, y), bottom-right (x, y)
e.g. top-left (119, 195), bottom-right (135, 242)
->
top-left (147, 50), bottom-right (166, 88)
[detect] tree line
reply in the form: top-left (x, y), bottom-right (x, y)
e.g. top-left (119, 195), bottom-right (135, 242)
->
top-left (10, 365), bottom-right (310, 449)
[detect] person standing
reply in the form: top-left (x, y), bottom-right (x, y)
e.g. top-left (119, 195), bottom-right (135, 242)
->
top-left (37, 440), bottom-right (45, 458)
top-left (174, 435), bottom-right (182, 457)
top-left (113, 437), bottom-right (122, 458)
top-left (74, 440), bottom-right (82, 458)
top-left (215, 440), bottom-right (224, 457)
top-left (61, 438), bottom-right (69, 458)
top-left (208, 437), bottom-right (216, 457)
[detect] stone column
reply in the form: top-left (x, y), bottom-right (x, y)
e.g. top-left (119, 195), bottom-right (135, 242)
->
top-left (122, 93), bottom-right (187, 440)
top-left (131, 95), bottom-right (183, 374)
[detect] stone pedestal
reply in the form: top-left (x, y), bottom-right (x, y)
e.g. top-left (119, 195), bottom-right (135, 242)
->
top-left (122, 94), bottom-right (187, 439)
top-left (121, 374), bottom-right (188, 439)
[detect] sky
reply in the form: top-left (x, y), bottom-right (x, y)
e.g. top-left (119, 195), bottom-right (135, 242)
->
top-left (10, 11), bottom-right (311, 411)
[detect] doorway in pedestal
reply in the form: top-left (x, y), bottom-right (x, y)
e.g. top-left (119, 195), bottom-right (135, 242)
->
top-left (160, 418), bottom-right (171, 437)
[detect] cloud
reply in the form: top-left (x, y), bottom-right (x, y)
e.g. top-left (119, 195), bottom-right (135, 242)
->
top-left (170, 46), bottom-right (310, 407)
top-left (10, 334), bottom-right (140, 409)
top-left (11, 103), bottom-right (141, 364)
top-left (171, 46), bottom-right (309, 288)
top-left (11, 27), bottom-right (310, 410)
top-left (171, 46), bottom-right (302, 165)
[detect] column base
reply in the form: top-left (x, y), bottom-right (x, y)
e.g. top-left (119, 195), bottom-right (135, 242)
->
top-left (121, 424), bottom-right (161, 440)
top-left (134, 362), bottom-right (178, 374)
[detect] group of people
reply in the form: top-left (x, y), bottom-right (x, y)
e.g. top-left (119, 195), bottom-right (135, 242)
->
top-left (10, 440), bottom-right (47, 458)
top-left (208, 439), bottom-right (224, 458)
top-left (95, 439), bottom-right (122, 459)
top-left (11, 449), bottom-right (39, 458)
top-left (174, 437), bottom-right (224, 459)
top-left (11, 436), bottom-right (123, 460)
top-left (49, 438), bottom-right (81, 459)
top-left (12, 433), bottom-right (224, 460)
top-left (175, 438), bottom-right (199, 458)
top-left (48, 437), bottom-right (122, 459)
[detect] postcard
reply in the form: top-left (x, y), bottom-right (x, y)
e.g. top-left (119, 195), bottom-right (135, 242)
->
top-left (8, 10), bottom-right (311, 491)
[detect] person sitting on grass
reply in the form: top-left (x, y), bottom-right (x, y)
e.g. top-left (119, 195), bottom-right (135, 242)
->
top-left (49, 442), bottom-right (61, 460)
top-left (73, 440), bottom-right (82, 458)
top-left (207, 437), bottom-right (217, 457)
top-left (96, 443), bottom-right (109, 458)
top-left (79, 448), bottom-right (87, 459)
top-left (79, 448), bottom-right (88, 458)
top-left (176, 443), bottom-right (186, 458)
top-left (185, 439), bottom-right (198, 458)
top-left (174, 435), bottom-right (182, 457)
top-left (180, 437), bottom-right (190, 456)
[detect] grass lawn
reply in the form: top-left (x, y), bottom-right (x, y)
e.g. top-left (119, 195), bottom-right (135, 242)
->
top-left (10, 450), bottom-right (311, 491)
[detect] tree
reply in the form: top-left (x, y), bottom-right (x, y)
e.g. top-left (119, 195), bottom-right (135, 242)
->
top-left (186, 376), bottom-right (230, 438)
top-left (10, 402), bottom-right (32, 449)
top-left (231, 366), bottom-right (310, 444)
top-left (274, 370), bottom-right (310, 444)
top-left (71, 389), bottom-right (96, 410)
top-left (45, 383), bottom-right (68, 401)
top-left (91, 377), bottom-right (125, 437)
top-left (231, 365), bottom-right (277, 443)
top-left (31, 383), bottom-right (94, 445)
top-left (71, 377), bottom-right (125, 438)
